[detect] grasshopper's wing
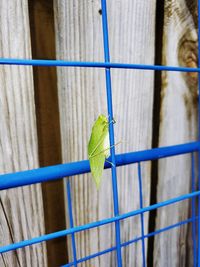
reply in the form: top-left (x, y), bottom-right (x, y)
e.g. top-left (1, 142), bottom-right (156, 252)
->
top-left (89, 153), bottom-right (106, 188)
top-left (88, 115), bottom-right (108, 158)
top-left (88, 115), bottom-right (109, 188)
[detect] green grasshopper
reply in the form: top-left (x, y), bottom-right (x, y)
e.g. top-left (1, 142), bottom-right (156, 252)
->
top-left (88, 114), bottom-right (116, 189)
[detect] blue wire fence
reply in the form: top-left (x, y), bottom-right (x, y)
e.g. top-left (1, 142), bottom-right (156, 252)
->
top-left (0, 0), bottom-right (200, 266)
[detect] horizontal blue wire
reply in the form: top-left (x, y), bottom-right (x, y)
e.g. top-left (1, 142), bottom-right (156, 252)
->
top-left (0, 190), bottom-right (199, 254)
top-left (0, 58), bottom-right (200, 72)
top-left (0, 141), bottom-right (199, 190)
top-left (61, 216), bottom-right (197, 267)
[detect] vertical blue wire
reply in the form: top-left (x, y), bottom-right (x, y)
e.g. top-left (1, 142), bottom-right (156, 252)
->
top-left (137, 162), bottom-right (146, 267)
top-left (192, 153), bottom-right (197, 267)
top-left (198, 0), bottom-right (200, 265)
top-left (101, 0), bottom-right (122, 266)
top-left (66, 178), bottom-right (77, 267)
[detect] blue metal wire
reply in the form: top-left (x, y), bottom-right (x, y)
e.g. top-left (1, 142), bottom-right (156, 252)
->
top-left (1, 189), bottom-right (200, 254)
top-left (0, 141), bottom-right (199, 190)
top-left (101, 0), bottom-right (122, 265)
top-left (192, 153), bottom-right (197, 267)
top-left (66, 179), bottom-right (77, 266)
top-left (0, 57), bottom-right (200, 72)
top-left (61, 216), bottom-right (197, 267)
top-left (137, 163), bottom-right (146, 267)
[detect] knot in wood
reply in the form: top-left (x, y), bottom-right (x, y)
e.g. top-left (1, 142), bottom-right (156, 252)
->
top-left (178, 33), bottom-right (198, 93)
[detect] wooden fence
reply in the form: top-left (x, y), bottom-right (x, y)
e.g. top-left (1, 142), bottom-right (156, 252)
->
top-left (0, 0), bottom-right (198, 266)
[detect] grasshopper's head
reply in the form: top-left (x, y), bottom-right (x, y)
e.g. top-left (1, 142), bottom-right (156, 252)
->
top-left (98, 114), bottom-right (108, 124)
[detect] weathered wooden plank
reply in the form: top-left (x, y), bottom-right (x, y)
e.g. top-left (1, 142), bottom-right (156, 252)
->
top-left (28, 0), bottom-right (67, 266)
top-left (154, 0), bottom-right (198, 266)
top-left (0, 1), bottom-right (47, 266)
top-left (54, 0), bottom-right (156, 266)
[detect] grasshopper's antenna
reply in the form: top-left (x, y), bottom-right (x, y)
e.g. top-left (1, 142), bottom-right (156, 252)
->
top-left (105, 159), bottom-right (115, 167)
top-left (89, 141), bottom-right (122, 159)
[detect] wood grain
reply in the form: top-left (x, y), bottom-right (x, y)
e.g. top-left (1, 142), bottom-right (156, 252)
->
top-left (54, 0), bottom-right (156, 266)
top-left (0, 1), bottom-right (47, 266)
top-left (154, 0), bottom-right (198, 266)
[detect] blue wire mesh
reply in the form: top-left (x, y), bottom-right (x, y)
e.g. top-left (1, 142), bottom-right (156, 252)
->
top-left (0, 0), bottom-right (200, 266)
